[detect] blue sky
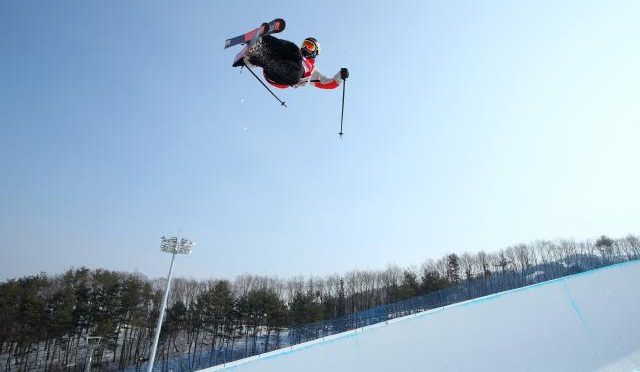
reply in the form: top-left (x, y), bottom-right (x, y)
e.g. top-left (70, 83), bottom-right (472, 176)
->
top-left (1, 1), bottom-right (639, 281)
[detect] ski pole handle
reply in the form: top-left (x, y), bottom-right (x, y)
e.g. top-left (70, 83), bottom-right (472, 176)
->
top-left (340, 67), bottom-right (349, 80)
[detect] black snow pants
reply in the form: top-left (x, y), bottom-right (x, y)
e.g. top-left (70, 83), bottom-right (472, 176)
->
top-left (247, 35), bottom-right (304, 86)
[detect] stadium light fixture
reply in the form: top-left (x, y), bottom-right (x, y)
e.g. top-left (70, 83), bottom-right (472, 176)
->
top-left (147, 236), bottom-right (194, 372)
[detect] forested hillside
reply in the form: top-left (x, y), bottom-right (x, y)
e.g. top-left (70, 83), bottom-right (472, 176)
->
top-left (1, 234), bottom-right (638, 371)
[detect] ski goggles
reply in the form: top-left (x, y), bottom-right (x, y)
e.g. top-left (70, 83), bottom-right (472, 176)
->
top-left (302, 39), bottom-right (316, 52)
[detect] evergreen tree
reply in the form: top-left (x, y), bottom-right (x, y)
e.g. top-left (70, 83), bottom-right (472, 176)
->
top-left (446, 254), bottom-right (461, 284)
top-left (288, 290), bottom-right (323, 325)
top-left (420, 269), bottom-right (448, 294)
top-left (337, 279), bottom-right (346, 317)
top-left (399, 271), bottom-right (420, 300)
top-left (595, 235), bottom-right (614, 260)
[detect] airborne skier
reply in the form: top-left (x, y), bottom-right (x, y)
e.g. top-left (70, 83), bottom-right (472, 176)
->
top-left (225, 19), bottom-right (349, 136)
top-left (235, 36), bottom-right (347, 89)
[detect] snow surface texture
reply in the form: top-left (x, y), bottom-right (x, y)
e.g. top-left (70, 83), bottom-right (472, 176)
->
top-left (201, 261), bottom-right (640, 372)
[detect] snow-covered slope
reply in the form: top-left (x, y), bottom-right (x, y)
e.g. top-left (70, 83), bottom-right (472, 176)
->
top-left (203, 261), bottom-right (640, 372)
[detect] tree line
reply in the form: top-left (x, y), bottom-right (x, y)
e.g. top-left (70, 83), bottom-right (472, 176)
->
top-left (1, 234), bottom-right (638, 371)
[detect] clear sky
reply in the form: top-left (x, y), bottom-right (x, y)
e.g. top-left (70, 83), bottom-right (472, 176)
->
top-left (1, 1), bottom-right (639, 281)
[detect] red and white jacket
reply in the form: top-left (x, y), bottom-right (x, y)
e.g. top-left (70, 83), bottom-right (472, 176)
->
top-left (268, 57), bottom-right (341, 90)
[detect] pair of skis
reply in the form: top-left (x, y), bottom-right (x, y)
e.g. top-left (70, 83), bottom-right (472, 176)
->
top-left (225, 19), bottom-right (348, 137)
top-left (225, 18), bottom-right (285, 67)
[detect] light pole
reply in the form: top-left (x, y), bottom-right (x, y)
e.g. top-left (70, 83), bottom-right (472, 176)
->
top-left (147, 236), bottom-right (193, 372)
top-left (84, 336), bottom-right (101, 372)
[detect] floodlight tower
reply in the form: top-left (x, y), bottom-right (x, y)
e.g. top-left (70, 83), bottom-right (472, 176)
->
top-left (84, 336), bottom-right (101, 372)
top-left (147, 236), bottom-right (193, 372)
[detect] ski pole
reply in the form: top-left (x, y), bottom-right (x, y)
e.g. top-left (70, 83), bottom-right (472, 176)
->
top-left (338, 68), bottom-right (349, 138)
top-left (339, 80), bottom-right (346, 138)
top-left (243, 63), bottom-right (287, 107)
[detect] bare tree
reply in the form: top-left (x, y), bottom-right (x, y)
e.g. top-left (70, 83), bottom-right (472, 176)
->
top-left (619, 234), bottom-right (640, 260)
top-left (476, 251), bottom-right (492, 278)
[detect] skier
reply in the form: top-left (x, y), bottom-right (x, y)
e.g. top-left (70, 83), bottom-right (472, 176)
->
top-left (234, 36), bottom-right (348, 90)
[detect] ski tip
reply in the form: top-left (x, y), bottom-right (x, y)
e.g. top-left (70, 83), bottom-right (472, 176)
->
top-left (274, 18), bottom-right (286, 32)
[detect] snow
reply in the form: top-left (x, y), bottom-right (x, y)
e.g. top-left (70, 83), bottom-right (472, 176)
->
top-left (200, 260), bottom-right (640, 371)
